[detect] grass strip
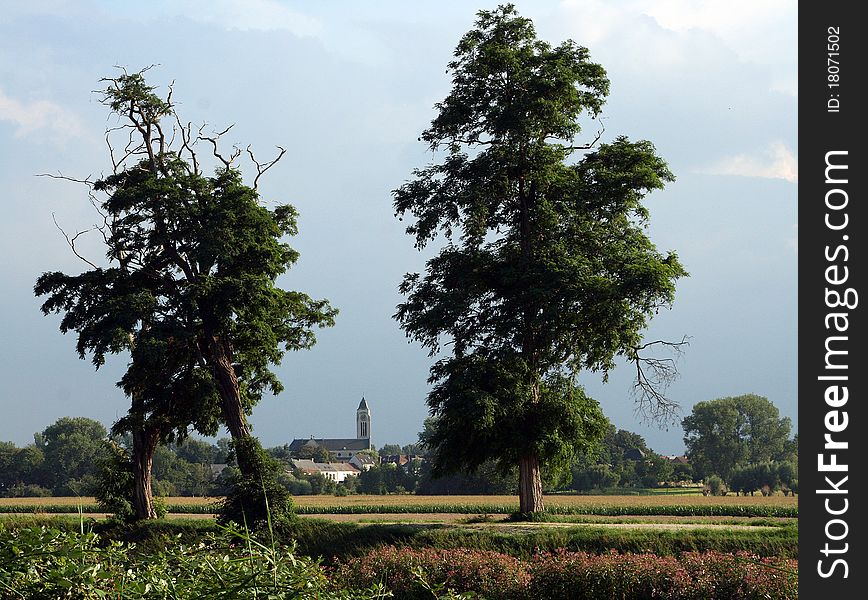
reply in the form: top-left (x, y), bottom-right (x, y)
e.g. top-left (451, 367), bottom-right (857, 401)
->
top-left (0, 502), bottom-right (798, 518)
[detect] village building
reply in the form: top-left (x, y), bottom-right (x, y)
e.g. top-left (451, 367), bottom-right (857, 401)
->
top-left (349, 453), bottom-right (377, 471)
top-left (287, 397), bottom-right (373, 462)
top-left (290, 458), bottom-right (361, 483)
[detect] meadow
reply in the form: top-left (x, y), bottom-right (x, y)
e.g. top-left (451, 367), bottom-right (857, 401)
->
top-left (1, 493), bottom-right (798, 598)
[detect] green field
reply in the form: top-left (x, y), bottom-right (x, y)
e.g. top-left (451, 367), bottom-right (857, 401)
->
top-left (0, 493), bottom-right (799, 519)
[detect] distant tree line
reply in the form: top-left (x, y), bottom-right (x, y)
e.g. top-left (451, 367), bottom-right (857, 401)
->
top-left (683, 394), bottom-right (798, 496)
top-left (3, 393), bottom-right (797, 499)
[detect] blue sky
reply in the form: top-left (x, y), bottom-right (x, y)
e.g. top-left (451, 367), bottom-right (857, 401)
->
top-left (0, 1), bottom-right (796, 455)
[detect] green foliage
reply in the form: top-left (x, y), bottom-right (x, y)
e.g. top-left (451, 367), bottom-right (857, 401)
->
top-left (568, 425), bottom-right (681, 491)
top-left (0, 523), bottom-right (388, 599)
top-left (378, 444), bottom-right (403, 456)
top-left (152, 444), bottom-right (215, 496)
top-left (417, 459), bottom-right (518, 495)
top-left (423, 358), bottom-right (609, 481)
top-left (358, 462), bottom-right (421, 495)
top-left (94, 440), bottom-right (135, 521)
top-left (0, 442), bottom-right (46, 496)
top-left (37, 417), bottom-right (110, 496)
top-left (35, 68), bottom-right (336, 521)
top-left (294, 444), bottom-right (338, 463)
top-left (394, 5), bottom-right (684, 506)
top-left (704, 475), bottom-right (728, 496)
top-left (729, 462), bottom-right (793, 496)
top-left (218, 437), bottom-right (295, 526)
top-left (683, 394), bottom-right (793, 482)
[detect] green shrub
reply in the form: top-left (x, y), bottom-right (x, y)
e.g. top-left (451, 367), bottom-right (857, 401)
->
top-left (93, 440), bottom-right (135, 521)
top-left (0, 523), bottom-right (387, 599)
top-left (705, 475), bottom-right (728, 496)
top-left (218, 436), bottom-right (295, 527)
top-left (4, 484), bottom-right (52, 498)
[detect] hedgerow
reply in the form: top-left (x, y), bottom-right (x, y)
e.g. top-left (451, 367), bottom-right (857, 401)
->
top-left (334, 546), bottom-right (798, 599)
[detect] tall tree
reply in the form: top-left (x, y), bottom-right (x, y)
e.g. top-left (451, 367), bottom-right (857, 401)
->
top-left (36, 70), bottom-right (336, 519)
top-left (395, 5), bottom-right (686, 513)
top-left (682, 394), bottom-right (792, 482)
top-left (38, 417), bottom-right (109, 495)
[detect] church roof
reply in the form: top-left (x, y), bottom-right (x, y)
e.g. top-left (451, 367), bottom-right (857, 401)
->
top-left (358, 397), bottom-right (369, 411)
top-left (288, 437), bottom-right (370, 452)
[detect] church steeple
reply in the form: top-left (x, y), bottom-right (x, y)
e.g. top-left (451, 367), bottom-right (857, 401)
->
top-left (356, 397), bottom-right (371, 442)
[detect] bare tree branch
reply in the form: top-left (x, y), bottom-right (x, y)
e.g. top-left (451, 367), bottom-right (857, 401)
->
top-left (51, 213), bottom-right (99, 269)
top-left (562, 119), bottom-right (606, 152)
top-left (199, 124), bottom-right (239, 169)
top-left (630, 336), bottom-right (690, 425)
top-left (35, 172), bottom-right (94, 187)
top-left (247, 145), bottom-right (286, 190)
top-left (176, 117), bottom-right (200, 174)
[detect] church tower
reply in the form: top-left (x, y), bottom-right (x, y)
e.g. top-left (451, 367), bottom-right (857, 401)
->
top-left (356, 397), bottom-right (371, 444)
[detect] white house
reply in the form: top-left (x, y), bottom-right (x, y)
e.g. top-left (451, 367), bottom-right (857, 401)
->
top-left (290, 459), bottom-right (361, 483)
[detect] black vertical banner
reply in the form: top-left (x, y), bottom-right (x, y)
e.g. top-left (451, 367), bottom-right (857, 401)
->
top-left (799, 2), bottom-right (865, 597)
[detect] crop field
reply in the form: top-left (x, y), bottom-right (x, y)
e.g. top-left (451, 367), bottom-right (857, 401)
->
top-left (0, 493), bottom-right (798, 519)
top-left (292, 494), bottom-right (797, 509)
top-left (0, 494), bottom-right (798, 510)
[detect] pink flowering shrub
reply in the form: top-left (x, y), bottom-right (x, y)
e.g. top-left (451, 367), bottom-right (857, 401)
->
top-left (331, 545), bottom-right (529, 599)
top-left (528, 549), bottom-right (692, 599)
top-left (679, 551), bottom-right (798, 599)
top-left (528, 549), bottom-right (797, 599)
top-left (335, 546), bottom-right (798, 600)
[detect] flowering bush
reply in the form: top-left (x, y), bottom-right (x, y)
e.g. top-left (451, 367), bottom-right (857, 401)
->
top-left (337, 546), bottom-right (798, 600)
top-left (332, 546), bottom-right (530, 599)
top-left (679, 551), bottom-right (798, 599)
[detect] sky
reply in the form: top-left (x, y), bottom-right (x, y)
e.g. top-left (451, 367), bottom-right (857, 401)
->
top-left (0, 0), bottom-right (796, 456)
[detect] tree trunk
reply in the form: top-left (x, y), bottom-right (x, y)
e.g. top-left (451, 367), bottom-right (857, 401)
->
top-left (131, 426), bottom-right (160, 520)
top-left (205, 333), bottom-right (257, 476)
top-left (518, 453), bottom-right (544, 513)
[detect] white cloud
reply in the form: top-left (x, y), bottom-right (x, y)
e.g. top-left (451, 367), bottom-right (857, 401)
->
top-left (169, 0), bottom-right (322, 36)
top-left (553, 0), bottom-right (796, 95)
top-left (697, 142), bottom-right (797, 182)
top-left (0, 88), bottom-right (86, 140)
top-left (642, 0), bottom-right (797, 96)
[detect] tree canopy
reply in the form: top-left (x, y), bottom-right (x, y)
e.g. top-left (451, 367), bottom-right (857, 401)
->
top-left (394, 5), bottom-right (685, 513)
top-left (35, 69), bottom-right (336, 520)
top-left (682, 394), bottom-right (793, 482)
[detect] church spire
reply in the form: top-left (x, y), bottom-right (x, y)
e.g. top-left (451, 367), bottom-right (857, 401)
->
top-left (356, 397), bottom-right (371, 442)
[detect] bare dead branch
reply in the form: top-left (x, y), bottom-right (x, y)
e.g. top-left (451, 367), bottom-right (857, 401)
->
top-left (562, 119), bottom-right (606, 152)
top-left (35, 172), bottom-right (94, 187)
top-left (165, 80), bottom-right (175, 109)
top-left (176, 116), bottom-right (200, 174)
top-left (51, 213), bottom-right (100, 269)
top-left (247, 145), bottom-right (286, 189)
top-left (199, 124), bottom-right (238, 169)
top-left (629, 336), bottom-right (690, 425)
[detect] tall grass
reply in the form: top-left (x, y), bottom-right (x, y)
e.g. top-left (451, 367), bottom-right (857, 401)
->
top-left (0, 521), bottom-right (389, 599)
